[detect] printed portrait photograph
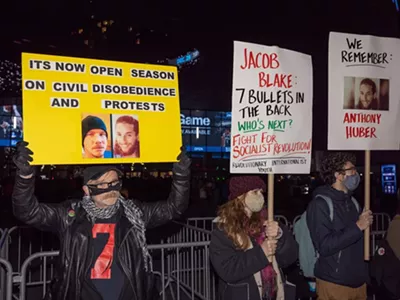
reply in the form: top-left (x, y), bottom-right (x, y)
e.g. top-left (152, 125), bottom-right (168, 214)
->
top-left (343, 77), bottom-right (389, 111)
top-left (81, 113), bottom-right (113, 159)
top-left (111, 114), bottom-right (140, 158)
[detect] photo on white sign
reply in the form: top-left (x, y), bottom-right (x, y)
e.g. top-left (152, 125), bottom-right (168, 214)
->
top-left (343, 77), bottom-right (389, 111)
top-left (328, 31), bottom-right (400, 150)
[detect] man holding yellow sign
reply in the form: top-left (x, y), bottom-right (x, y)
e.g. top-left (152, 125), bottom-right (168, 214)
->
top-left (16, 53), bottom-right (189, 299)
top-left (12, 141), bottom-right (191, 300)
top-left (22, 53), bottom-right (181, 165)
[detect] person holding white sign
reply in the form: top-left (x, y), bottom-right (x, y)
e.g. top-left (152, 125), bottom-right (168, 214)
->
top-left (306, 153), bottom-right (373, 300)
top-left (210, 176), bottom-right (297, 300)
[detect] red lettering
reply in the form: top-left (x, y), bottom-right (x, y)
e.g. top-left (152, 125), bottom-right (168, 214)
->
top-left (272, 140), bottom-right (312, 155)
top-left (232, 134), bottom-right (258, 146)
top-left (270, 53), bottom-right (280, 69)
top-left (91, 224), bottom-right (116, 279)
top-left (261, 133), bottom-right (277, 144)
top-left (248, 52), bottom-right (257, 69)
top-left (258, 73), bottom-right (292, 88)
top-left (343, 112), bottom-right (382, 124)
top-left (261, 54), bottom-right (269, 69)
top-left (240, 48), bottom-right (280, 70)
top-left (345, 126), bottom-right (377, 139)
top-left (371, 127), bottom-right (377, 138)
top-left (232, 144), bottom-right (269, 159)
top-left (343, 112), bottom-right (351, 123)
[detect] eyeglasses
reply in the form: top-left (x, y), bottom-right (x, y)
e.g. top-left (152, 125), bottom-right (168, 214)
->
top-left (87, 180), bottom-right (121, 189)
top-left (339, 166), bottom-right (357, 174)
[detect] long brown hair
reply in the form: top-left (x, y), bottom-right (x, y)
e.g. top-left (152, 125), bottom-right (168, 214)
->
top-left (217, 194), bottom-right (263, 250)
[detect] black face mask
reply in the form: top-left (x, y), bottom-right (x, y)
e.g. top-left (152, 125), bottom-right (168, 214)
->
top-left (87, 181), bottom-right (122, 196)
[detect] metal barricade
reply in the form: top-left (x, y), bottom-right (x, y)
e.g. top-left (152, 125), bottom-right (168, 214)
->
top-left (4, 212), bottom-right (395, 300)
top-left (292, 215), bottom-right (301, 228)
top-left (149, 242), bottom-right (215, 300)
top-left (0, 229), bottom-right (8, 255)
top-left (0, 258), bottom-right (12, 300)
top-left (372, 213), bottom-right (391, 232)
top-left (169, 221), bottom-right (212, 244)
top-left (19, 251), bottom-right (58, 300)
top-left (275, 215), bottom-right (289, 227)
top-left (185, 215), bottom-right (290, 231)
top-left (185, 218), bottom-right (216, 231)
top-left (370, 230), bottom-right (387, 256)
top-left (2, 226), bottom-right (59, 273)
top-left (0, 229), bottom-right (9, 300)
top-left (18, 241), bottom-right (216, 300)
top-left (0, 226), bottom-right (59, 300)
top-left (3, 222), bottom-right (213, 300)
top-left (0, 229), bottom-right (5, 253)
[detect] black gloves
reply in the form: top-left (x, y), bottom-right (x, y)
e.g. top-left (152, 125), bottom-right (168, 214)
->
top-left (172, 146), bottom-right (191, 178)
top-left (13, 141), bottom-right (35, 177)
top-left (13, 143), bottom-right (190, 178)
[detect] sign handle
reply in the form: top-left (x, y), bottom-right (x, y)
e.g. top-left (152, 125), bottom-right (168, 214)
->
top-left (267, 174), bottom-right (275, 263)
top-left (364, 150), bottom-right (371, 261)
top-left (268, 174), bottom-right (274, 221)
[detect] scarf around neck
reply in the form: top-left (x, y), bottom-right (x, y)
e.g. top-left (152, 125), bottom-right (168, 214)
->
top-left (249, 208), bottom-right (277, 298)
top-left (81, 195), bottom-right (153, 272)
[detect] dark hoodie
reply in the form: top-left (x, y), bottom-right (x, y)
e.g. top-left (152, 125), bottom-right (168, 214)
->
top-left (306, 185), bottom-right (367, 288)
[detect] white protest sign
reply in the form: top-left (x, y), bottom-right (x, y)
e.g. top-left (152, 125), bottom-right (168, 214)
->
top-left (230, 41), bottom-right (313, 174)
top-left (328, 32), bottom-right (400, 150)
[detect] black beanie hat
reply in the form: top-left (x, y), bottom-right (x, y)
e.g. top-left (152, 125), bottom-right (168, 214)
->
top-left (82, 116), bottom-right (108, 145)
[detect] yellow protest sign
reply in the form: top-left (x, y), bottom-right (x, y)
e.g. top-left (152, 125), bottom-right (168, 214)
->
top-left (22, 53), bottom-right (181, 165)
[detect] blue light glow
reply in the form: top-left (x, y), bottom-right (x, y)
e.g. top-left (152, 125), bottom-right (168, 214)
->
top-left (394, 0), bottom-right (399, 11)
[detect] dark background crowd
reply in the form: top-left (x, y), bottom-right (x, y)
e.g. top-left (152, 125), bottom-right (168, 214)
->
top-left (0, 168), bottom-right (397, 230)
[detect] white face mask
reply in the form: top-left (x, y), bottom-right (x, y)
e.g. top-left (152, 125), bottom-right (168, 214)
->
top-left (244, 190), bottom-right (265, 213)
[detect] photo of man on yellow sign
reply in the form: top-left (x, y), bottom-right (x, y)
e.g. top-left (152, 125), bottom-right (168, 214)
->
top-left (22, 53), bottom-right (182, 165)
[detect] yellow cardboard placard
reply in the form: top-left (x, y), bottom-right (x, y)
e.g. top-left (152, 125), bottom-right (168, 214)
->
top-left (22, 53), bottom-right (181, 165)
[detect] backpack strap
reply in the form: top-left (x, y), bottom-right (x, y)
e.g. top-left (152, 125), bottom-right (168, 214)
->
top-left (351, 197), bottom-right (360, 213)
top-left (315, 195), bottom-right (360, 220)
top-left (316, 194), bottom-right (334, 221)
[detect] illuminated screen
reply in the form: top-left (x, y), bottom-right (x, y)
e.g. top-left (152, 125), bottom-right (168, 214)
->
top-left (181, 110), bottom-right (231, 158)
top-left (0, 105), bottom-right (23, 147)
top-left (394, 0), bottom-right (399, 11)
top-left (381, 164), bottom-right (397, 195)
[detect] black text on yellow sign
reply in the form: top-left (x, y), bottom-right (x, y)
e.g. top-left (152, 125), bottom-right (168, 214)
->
top-left (22, 53), bottom-right (182, 165)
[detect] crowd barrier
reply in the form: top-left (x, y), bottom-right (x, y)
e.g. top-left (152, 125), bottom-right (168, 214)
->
top-left (0, 258), bottom-right (12, 300)
top-left (0, 213), bottom-right (393, 300)
top-left (0, 222), bottom-right (215, 300)
top-left (184, 215), bottom-right (290, 231)
top-left (17, 241), bottom-right (214, 300)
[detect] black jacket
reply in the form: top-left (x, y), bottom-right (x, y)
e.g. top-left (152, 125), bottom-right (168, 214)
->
top-left (306, 185), bottom-right (367, 288)
top-left (12, 173), bottom-right (190, 300)
top-left (210, 224), bottom-right (298, 300)
top-left (370, 239), bottom-right (400, 299)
